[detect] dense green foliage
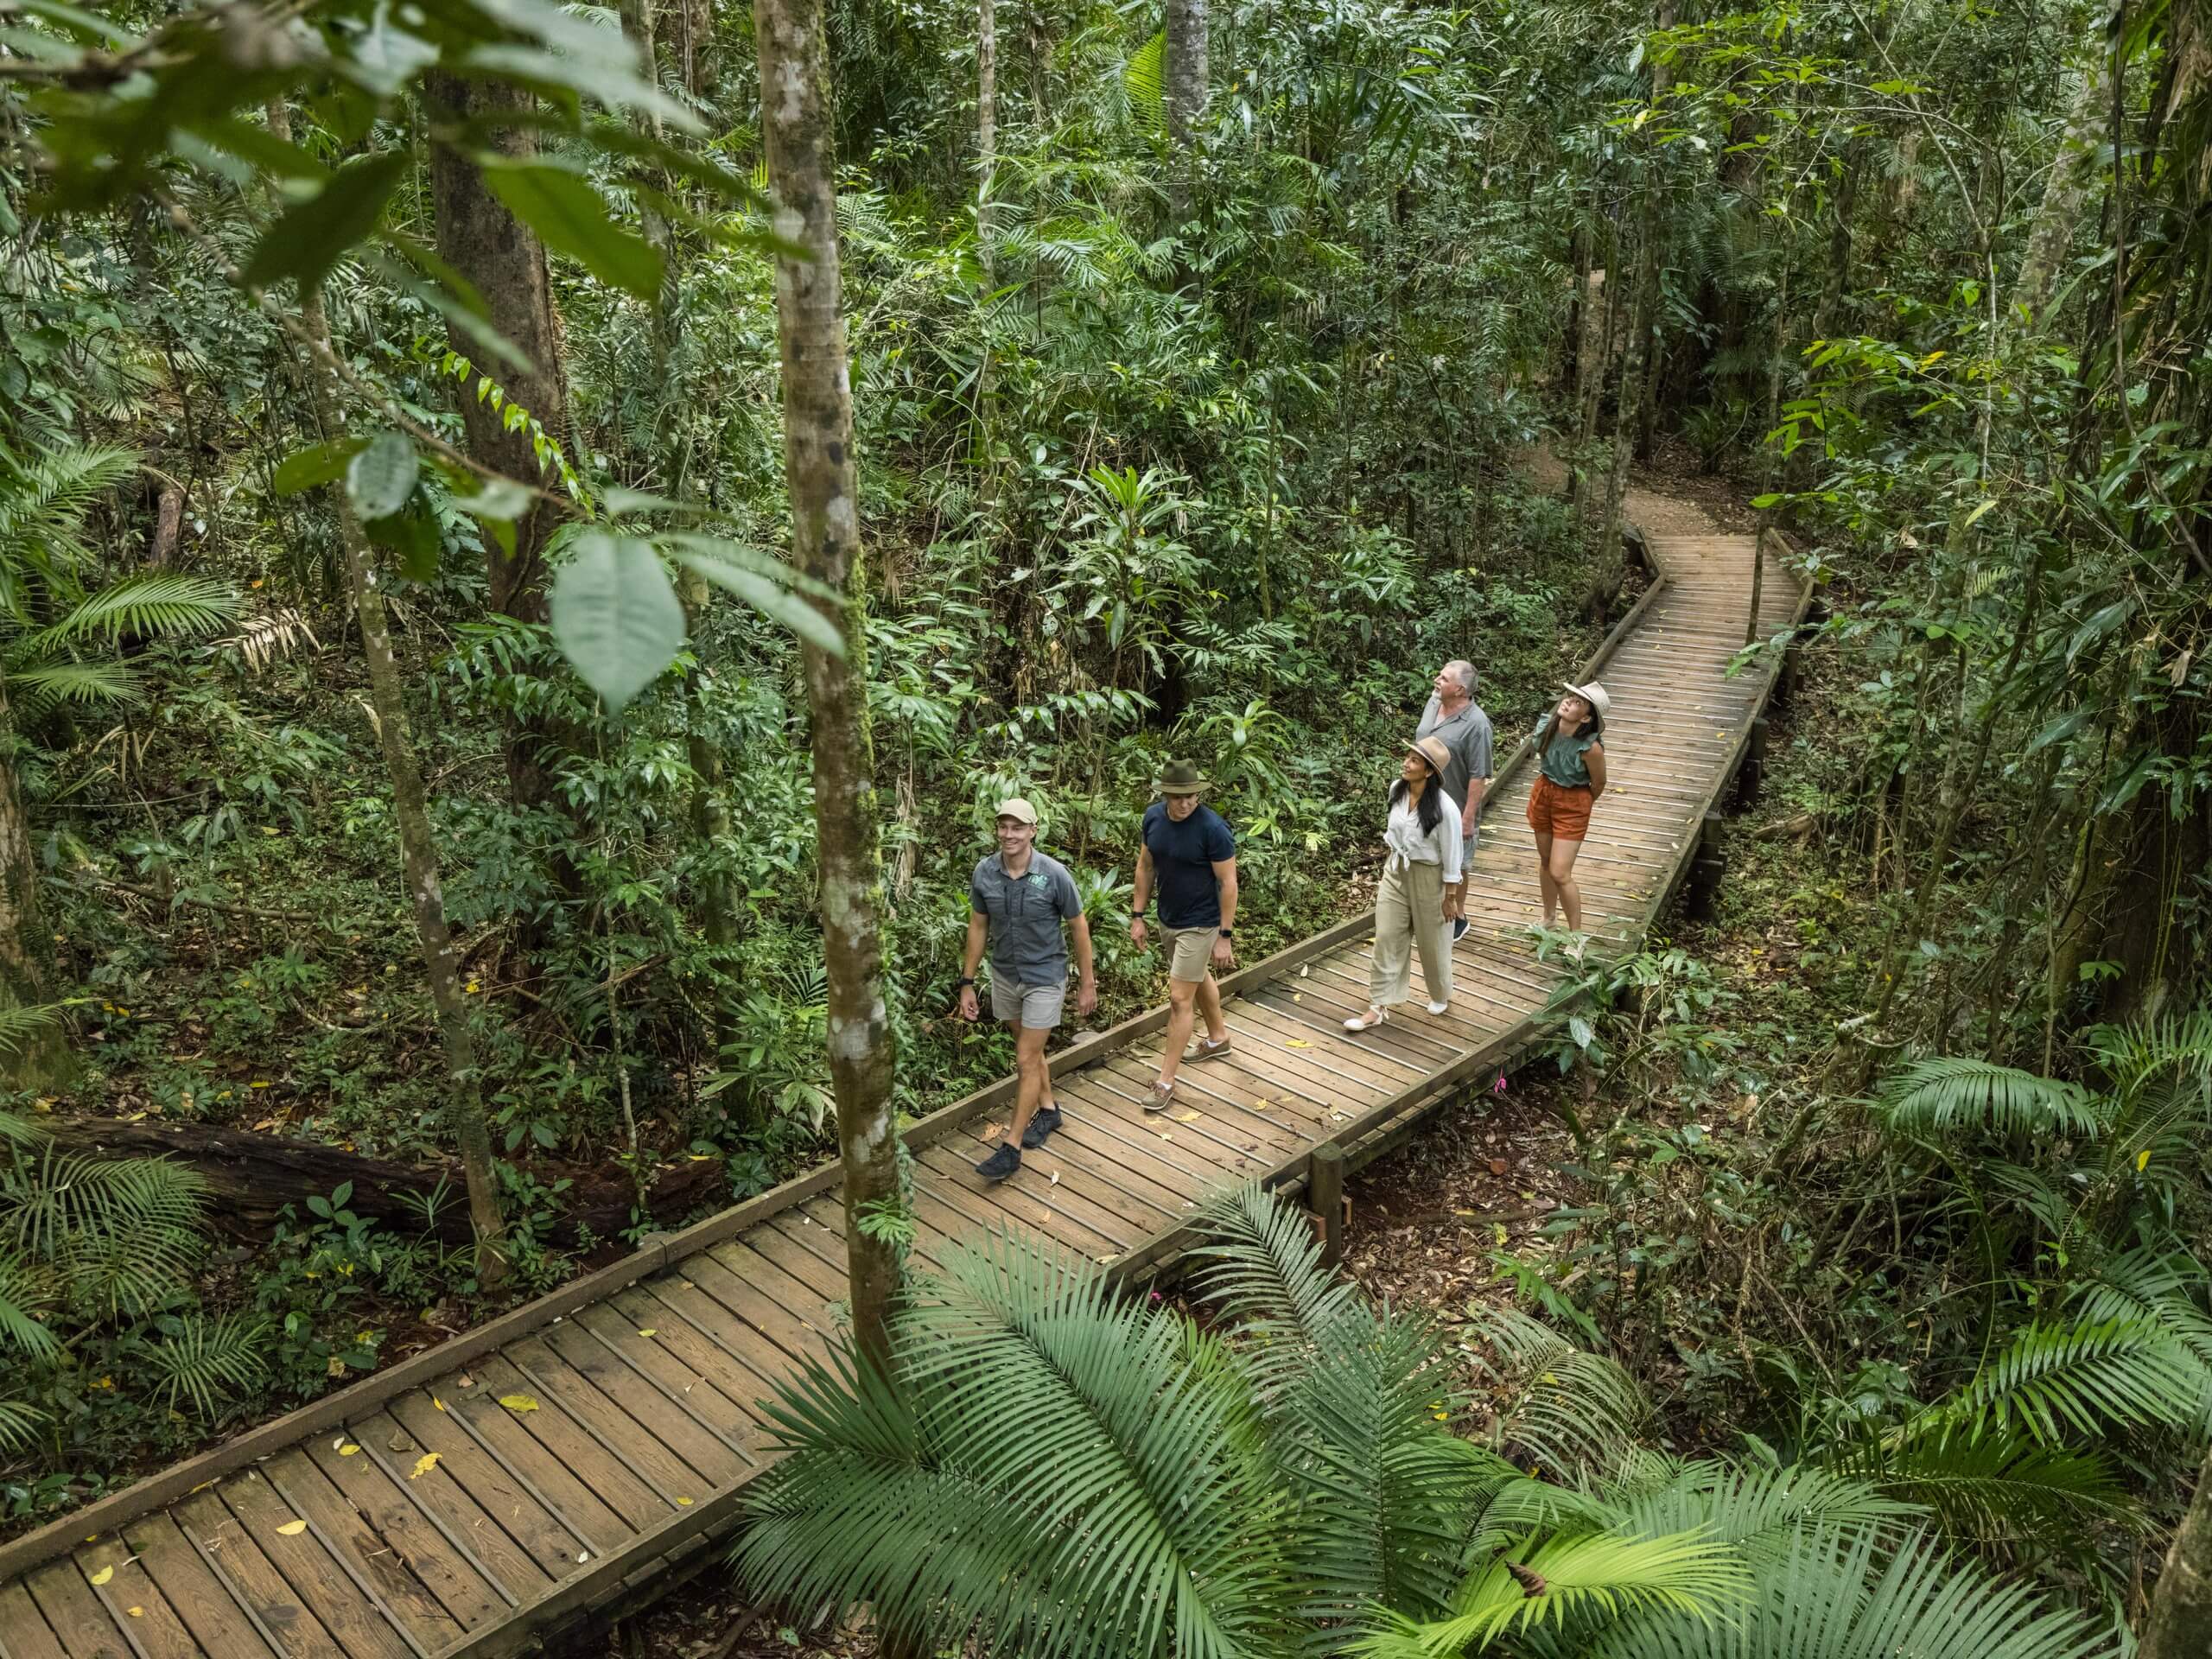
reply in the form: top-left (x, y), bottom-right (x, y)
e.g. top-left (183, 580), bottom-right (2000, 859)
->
top-left (2, 0), bottom-right (2210, 1642)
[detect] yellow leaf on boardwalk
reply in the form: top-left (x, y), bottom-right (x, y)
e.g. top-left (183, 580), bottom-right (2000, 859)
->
top-left (638, 1328), bottom-right (658, 1338)
top-left (89, 1567), bottom-right (114, 1586)
top-left (499, 1395), bottom-right (539, 1414)
top-left (276, 1521), bottom-right (308, 1537)
top-left (127, 1607), bottom-right (143, 1618)
top-left (410, 1452), bottom-right (441, 1480)
top-left (1172, 1109), bottom-right (1201, 1123)
top-left (339, 1445), bottom-right (360, 1457)
top-left (1286, 1039), bottom-right (1313, 1048)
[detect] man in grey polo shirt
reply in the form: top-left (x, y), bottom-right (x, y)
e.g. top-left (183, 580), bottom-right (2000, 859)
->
top-left (1416, 659), bottom-right (1495, 943)
top-left (957, 798), bottom-right (1098, 1181)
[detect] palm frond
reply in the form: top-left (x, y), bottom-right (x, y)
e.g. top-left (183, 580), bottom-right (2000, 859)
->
top-left (2083, 1010), bottom-right (2212, 1099)
top-left (2067, 1246), bottom-right (2212, 1431)
top-left (0, 1003), bottom-right (65, 1059)
top-left (737, 1228), bottom-right (1301, 1659)
top-left (141, 1312), bottom-right (272, 1421)
top-left (0, 443), bottom-right (137, 600)
top-left (1857, 1426), bottom-right (2134, 1551)
top-left (1927, 1317), bottom-right (2205, 1446)
top-left (1871, 1057), bottom-right (2101, 1137)
top-left (3, 1147), bottom-right (210, 1319)
top-left (1573, 1526), bottom-right (2112, 1659)
top-left (26, 574), bottom-right (237, 648)
top-left (1463, 1306), bottom-right (1649, 1477)
top-left (0, 1247), bottom-right (61, 1357)
top-left (1356, 1528), bottom-right (1751, 1656)
top-left (0, 1391), bottom-right (46, 1454)
top-left (8, 659), bottom-right (143, 709)
top-left (1187, 1182), bottom-right (1367, 1394)
top-left (1124, 29), bottom-right (1167, 136)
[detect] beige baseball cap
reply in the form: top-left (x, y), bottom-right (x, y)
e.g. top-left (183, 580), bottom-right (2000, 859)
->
top-left (995, 798), bottom-right (1039, 826)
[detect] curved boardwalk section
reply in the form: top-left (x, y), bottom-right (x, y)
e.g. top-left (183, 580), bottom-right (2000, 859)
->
top-left (0, 505), bottom-right (1803, 1659)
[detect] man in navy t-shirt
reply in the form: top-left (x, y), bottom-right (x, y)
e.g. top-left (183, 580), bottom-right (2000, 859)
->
top-left (1128, 760), bottom-right (1238, 1110)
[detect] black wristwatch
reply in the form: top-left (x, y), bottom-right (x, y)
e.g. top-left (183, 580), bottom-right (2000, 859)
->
top-left (1218, 927), bottom-right (1235, 938)
top-left (955, 976), bottom-right (976, 988)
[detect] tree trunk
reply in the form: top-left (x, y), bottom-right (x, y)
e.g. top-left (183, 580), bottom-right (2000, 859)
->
top-left (264, 98), bottom-right (512, 1282)
top-left (1747, 255), bottom-right (1787, 645)
top-left (1597, 206), bottom-right (1659, 612)
top-left (425, 73), bottom-right (580, 887)
top-left (2014, 53), bottom-right (2114, 327)
top-left (1165, 0), bottom-right (1207, 225)
top-left (0, 681), bottom-right (73, 1090)
top-left (2144, 1446), bottom-right (2212, 1659)
top-left (752, 0), bottom-right (904, 1369)
top-left (977, 0), bottom-right (997, 275)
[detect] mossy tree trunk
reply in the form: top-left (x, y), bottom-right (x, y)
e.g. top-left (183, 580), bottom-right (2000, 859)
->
top-left (0, 682), bottom-right (73, 1089)
top-left (753, 0), bottom-right (904, 1367)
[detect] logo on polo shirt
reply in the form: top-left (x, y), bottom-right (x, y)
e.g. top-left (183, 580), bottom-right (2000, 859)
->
top-left (1028, 871), bottom-right (1050, 891)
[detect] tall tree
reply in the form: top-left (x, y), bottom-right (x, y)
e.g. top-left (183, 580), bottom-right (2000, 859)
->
top-left (752, 0), bottom-right (904, 1365)
top-left (0, 677), bottom-right (71, 1088)
top-left (1165, 0), bottom-right (1207, 226)
top-left (425, 76), bottom-right (582, 902)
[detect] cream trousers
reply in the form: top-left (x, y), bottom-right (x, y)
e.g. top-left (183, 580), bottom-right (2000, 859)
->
top-left (1370, 857), bottom-right (1452, 1008)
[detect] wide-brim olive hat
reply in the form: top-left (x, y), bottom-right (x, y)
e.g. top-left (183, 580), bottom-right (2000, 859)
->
top-left (1154, 760), bottom-right (1210, 796)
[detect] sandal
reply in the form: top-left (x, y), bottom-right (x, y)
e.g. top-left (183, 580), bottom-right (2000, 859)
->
top-left (1343, 1007), bottom-right (1389, 1033)
top-left (1145, 1077), bottom-right (1176, 1114)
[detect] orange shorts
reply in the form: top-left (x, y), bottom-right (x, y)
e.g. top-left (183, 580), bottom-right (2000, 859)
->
top-left (1527, 776), bottom-right (1593, 842)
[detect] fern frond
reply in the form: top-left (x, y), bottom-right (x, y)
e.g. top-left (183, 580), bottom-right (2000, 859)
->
top-left (142, 1312), bottom-right (271, 1421)
top-left (1871, 1057), bottom-right (2101, 1136)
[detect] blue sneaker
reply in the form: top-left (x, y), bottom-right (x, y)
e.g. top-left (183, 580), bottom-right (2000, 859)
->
top-left (1021, 1105), bottom-right (1064, 1149)
top-left (974, 1142), bottom-right (1021, 1181)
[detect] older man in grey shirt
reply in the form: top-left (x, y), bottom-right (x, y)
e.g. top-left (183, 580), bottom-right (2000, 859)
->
top-left (1416, 659), bottom-right (1494, 943)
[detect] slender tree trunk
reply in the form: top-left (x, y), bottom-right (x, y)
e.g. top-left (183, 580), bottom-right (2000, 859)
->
top-left (977, 0), bottom-right (996, 275)
top-left (2014, 53), bottom-right (2114, 326)
top-left (1747, 256), bottom-right (1787, 645)
top-left (1165, 0), bottom-right (1208, 226)
top-left (752, 0), bottom-right (903, 1368)
top-left (2144, 1446), bottom-right (2212, 1659)
top-left (0, 682), bottom-right (73, 1089)
top-left (425, 74), bottom-right (581, 906)
top-left (1597, 200), bottom-right (1660, 611)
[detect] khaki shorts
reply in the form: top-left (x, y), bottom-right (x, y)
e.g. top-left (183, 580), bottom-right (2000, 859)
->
top-left (1163, 925), bottom-right (1219, 983)
top-left (991, 978), bottom-right (1065, 1030)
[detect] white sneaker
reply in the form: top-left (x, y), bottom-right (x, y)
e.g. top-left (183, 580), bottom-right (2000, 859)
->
top-left (1426, 1000), bottom-right (1451, 1015)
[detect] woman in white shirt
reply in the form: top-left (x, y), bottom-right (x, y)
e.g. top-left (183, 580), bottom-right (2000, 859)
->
top-left (1344, 735), bottom-right (1463, 1031)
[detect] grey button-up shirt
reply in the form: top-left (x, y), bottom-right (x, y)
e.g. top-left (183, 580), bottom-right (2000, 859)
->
top-left (969, 851), bottom-right (1084, 985)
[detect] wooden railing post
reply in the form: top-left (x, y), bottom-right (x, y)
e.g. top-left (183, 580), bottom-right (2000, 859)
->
top-left (1308, 1141), bottom-right (1344, 1268)
top-left (1735, 716), bottom-right (1768, 809)
top-left (1685, 809), bottom-right (1726, 923)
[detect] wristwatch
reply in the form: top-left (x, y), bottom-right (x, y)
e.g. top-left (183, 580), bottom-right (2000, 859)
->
top-left (955, 976), bottom-right (976, 988)
top-left (1218, 927), bottom-right (1235, 938)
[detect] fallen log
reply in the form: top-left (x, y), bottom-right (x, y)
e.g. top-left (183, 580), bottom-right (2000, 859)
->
top-left (38, 1117), bottom-right (726, 1249)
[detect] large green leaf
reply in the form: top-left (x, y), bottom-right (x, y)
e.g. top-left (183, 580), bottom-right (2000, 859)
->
top-left (272, 436), bottom-right (368, 497)
top-left (479, 160), bottom-right (664, 302)
top-left (346, 434), bottom-right (419, 522)
top-left (549, 532), bottom-right (686, 711)
top-left (241, 150), bottom-right (409, 296)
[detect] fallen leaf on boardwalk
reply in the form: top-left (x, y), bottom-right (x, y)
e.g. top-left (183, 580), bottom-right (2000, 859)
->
top-left (332, 1435), bottom-right (346, 1451)
top-left (432, 1396), bottom-right (446, 1411)
top-left (637, 1328), bottom-right (658, 1338)
top-left (339, 1445), bottom-right (359, 1457)
top-left (1160, 1132), bottom-right (1173, 1142)
top-left (1292, 994), bottom-right (1302, 1002)
top-left (1049, 1170), bottom-right (1060, 1185)
top-left (276, 1521), bottom-right (308, 1537)
top-left (127, 1608), bottom-right (143, 1618)
top-left (1489, 1159), bottom-right (1510, 1175)
top-left (1172, 1109), bottom-right (1201, 1123)
top-left (498, 1395), bottom-right (539, 1414)
top-left (89, 1567), bottom-right (114, 1586)
top-left (1286, 1039), bottom-right (1313, 1048)
top-left (675, 1497), bottom-right (692, 1506)
top-left (410, 1452), bottom-right (441, 1480)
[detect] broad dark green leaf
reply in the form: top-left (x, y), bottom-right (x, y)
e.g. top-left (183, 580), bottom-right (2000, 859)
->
top-left (366, 502), bottom-right (442, 583)
top-left (677, 551), bottom-right (846, 657)
top-left (550, 533), bottom-right (687, 711)
top-left (346, 434), bottom-right (419, 523)
top-left (272, 437), bottom-right (367, 496)
top-left (243, 151), bottom-right (409, 296)
top-left (479, 161), bottom-right (664, 302)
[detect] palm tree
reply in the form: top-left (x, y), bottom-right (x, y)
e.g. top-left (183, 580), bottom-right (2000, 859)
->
top-left (731, 1186), bottom-right (2108, 1657)
top-left (0, 442), bottom-right (233, 1084)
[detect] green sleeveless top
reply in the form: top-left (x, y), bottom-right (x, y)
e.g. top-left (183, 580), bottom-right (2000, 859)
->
top-left (1537, 722), bottom-right (1599, 788)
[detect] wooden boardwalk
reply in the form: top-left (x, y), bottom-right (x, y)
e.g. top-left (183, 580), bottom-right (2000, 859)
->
top-left (0, 518), bottom-right (1805, 1659)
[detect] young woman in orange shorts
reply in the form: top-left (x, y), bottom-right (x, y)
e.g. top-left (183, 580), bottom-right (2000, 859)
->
top-left (1526, 682), bottom-right (1609, 933)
